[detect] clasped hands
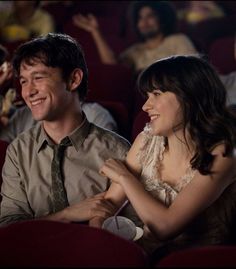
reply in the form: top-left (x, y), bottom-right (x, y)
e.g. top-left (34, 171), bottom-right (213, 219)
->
top-left (61, 159), bottom-right (132, 225)
top-left (99, 158), bottom-right (134, 186)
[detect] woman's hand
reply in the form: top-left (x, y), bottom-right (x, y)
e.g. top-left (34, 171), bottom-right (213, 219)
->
top-left (100, 158), bottom-right (135, 185)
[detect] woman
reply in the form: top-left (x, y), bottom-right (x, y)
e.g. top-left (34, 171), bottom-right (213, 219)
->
top-left (92, 55), bottom-right (236, 257)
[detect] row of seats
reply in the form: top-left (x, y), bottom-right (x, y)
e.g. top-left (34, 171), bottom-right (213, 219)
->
top-left (177, 14), bottom-right (236, 53)
top-left (0, 220), bottom-right (148, 267)
top-left (0, 218), bottom-right (235, 267)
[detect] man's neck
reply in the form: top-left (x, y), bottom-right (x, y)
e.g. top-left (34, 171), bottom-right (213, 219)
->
top-left (43, 110), bottom-right (84, 144)
top-left (144, 34), bottom-right (164, 49)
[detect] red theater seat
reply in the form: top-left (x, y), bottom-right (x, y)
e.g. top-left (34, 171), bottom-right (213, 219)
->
top-left (131, 110), bottom-right (149, 142)
top-left (209, 36), bottom-right (236, 74)
top-left (63, 19), bottom-right (128, 64)
top-left (98, 100), bottom-right (131, 139)
top-left (0, 220), bottom-right (148, 267)
top-left (156, 245), bottom-right (236, 267)
top-left (186, 16), bottom-right (236, 53)
top-left (86, 63), bottom-right (135, 110)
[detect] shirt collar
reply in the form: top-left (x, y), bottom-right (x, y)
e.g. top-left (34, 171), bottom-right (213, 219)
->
top-left (36, 113), bottom-right (91, 153)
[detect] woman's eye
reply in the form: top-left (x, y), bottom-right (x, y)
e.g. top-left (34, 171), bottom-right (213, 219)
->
top-left (153, 91), bottom-right (161, 96)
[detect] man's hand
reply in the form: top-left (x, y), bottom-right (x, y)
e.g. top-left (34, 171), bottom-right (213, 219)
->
top-left (73, 13), bottom-right (99, 34)
top-left (45, 192), bottom-right (116, 223)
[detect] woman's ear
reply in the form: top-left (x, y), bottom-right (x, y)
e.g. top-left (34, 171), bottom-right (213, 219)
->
top-left (68, 68), bottom-right (83, 92)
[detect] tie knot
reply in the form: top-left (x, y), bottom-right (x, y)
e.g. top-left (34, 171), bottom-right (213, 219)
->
top-left (53, 136), bottom-right (72, 159)
top-left (59, 136), bottom-right (72, 147)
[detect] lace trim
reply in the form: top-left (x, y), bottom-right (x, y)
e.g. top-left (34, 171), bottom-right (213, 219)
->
top-left (136, 125), bottom-right (153, 166)
top-left (140, 131), bottom-right (196, 201)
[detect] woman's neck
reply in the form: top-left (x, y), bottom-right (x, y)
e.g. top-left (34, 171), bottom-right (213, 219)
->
top-left (165, 130), bottom-right (195, 163)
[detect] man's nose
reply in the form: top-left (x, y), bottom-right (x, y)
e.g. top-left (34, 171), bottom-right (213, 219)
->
top-left (22, 81), bottom-right (38, 98)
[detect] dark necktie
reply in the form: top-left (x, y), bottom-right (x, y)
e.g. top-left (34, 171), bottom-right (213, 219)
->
top-left (51, 136), bottom-right (72, 213)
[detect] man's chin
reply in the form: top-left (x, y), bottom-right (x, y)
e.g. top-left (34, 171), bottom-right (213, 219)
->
top-left (139, 30), bottom-right (160, 40)
top-left (32, 113), bottom-right (44, 122)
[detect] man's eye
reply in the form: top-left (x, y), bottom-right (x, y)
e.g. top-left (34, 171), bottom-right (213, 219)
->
top-left (20, 80), bottom-right (26, 85)
top-left (35, 77), bottom-right (43, 80)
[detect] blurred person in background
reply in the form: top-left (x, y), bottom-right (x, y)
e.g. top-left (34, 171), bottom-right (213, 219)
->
top-left (0, 0), bottom-right (55, 43)
top-left (178, 1), bottom-right (225, 25)
top-left (0, 44), bottom-right (14, 127)
top-left (73, 1), bottom-right (197, 74)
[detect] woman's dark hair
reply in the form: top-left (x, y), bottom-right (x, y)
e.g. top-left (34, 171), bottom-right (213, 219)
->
top-left (13, 33), bottom-right (88, 101)
top-left (137, 55), bottom-right (236, 175)
top-left (131, 0), bottom-right (177, 39)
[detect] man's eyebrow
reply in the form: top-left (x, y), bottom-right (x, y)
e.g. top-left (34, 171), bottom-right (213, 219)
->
top-left (19, 71), bottom-right (49, 79)
top-left (31, 71), bottom-right (49, 75)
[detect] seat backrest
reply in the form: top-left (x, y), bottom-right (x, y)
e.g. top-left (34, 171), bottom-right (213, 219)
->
top-left (63, 21), bottom-right (101, 64)
top-left (98, 100), bottom-right (131, 140)
top-left (131, 110), bottom-right (149, 142)
top-left (86, 63), bottom-right (135, 111)
top-left (63, 19), bottom-right (129, 64)
top-left (156, 245), bottom-right (236, 267)
top-left (186, 15), bottom-right (236, 53)
top-left (209, 35), bottom-right (236, 74)
top-left (0, 220), bottom-right (148, 267)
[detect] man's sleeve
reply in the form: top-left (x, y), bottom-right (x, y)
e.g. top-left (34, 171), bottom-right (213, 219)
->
top-left (0, 143), bottom-right (33, 226)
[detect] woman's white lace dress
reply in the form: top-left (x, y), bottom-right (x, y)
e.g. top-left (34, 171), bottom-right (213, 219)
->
top-left (135, 128), bottom-right (236, 254)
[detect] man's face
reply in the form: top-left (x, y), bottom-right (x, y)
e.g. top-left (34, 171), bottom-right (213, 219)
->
top-left (137, 6), bottom-right (161, 40)
top-left (19, 59), bottom-right (73, 122)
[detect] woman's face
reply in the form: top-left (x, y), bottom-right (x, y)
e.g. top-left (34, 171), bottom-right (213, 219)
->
top-left (142, 89), bottom-right (183, 136)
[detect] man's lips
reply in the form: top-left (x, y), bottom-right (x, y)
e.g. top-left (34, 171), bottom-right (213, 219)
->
top-left (30, 98), bottom-right (46, 106)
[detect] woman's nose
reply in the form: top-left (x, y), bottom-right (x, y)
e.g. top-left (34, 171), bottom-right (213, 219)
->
top-left (142, 97), bottom-right (152, 112)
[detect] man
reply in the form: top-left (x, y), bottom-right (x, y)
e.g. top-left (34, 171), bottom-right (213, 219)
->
top-left (0, 41), bottom-right (117, 141)
top-left (73, 1), bottom-right (197, 73)
top-left (0, 33), bottom-right (130, 226)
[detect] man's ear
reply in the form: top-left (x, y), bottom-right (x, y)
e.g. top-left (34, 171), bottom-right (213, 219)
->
top-left (68, 68), bottom-right (83, 92)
